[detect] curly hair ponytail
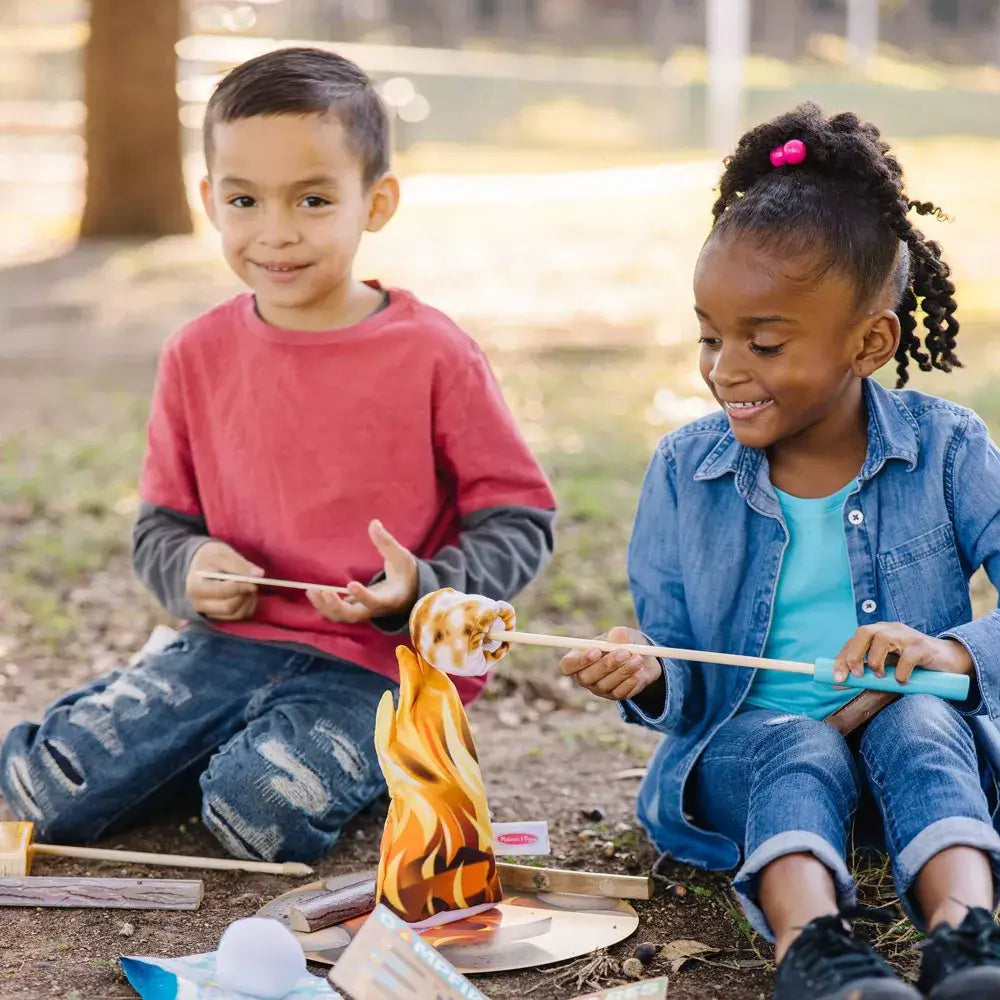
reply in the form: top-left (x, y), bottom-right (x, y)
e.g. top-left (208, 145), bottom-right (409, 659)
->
top-left (709, 102), bottom-right (961, 388)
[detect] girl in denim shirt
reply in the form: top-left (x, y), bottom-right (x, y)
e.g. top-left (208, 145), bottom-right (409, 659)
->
top-left (561, 104), bottom-right (1000, 1000)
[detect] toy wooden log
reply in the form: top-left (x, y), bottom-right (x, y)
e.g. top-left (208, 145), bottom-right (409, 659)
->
top-left (498, 863), bottom-right (654, 898)
top-left (289, 875), bottom-right (377, 932)
top-left (288, 865), bottom-right (654, 933)
top-left (0, 876), bottom-right (203, 910)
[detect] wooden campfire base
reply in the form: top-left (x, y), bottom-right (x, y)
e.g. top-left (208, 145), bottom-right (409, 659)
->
top-left (258, 871), bottom-right (640, 975)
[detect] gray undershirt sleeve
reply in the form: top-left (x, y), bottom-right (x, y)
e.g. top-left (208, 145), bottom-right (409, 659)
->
top-left (131, 502), bottom-right (556, 634)
top-left (132, 501), bottom-right (211, 621)
top-left (368, 504), bottom-right (557, 634)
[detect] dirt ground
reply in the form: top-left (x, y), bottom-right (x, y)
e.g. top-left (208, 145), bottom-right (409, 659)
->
top-left (0, 701), bottom-right (774, 1000)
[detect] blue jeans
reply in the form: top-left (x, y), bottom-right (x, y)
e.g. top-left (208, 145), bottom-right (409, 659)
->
top-left (691, 697), bottom-right (1000, 940)
top-left (0, 630), bottom-right (395, 862)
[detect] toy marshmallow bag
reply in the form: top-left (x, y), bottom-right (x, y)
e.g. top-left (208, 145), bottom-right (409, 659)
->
top-left (372, 589), bottom-right (516, 928)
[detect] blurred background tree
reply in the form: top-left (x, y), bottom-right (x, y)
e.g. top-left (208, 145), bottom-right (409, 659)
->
top-left (80, 0), bottom-right (192, 238)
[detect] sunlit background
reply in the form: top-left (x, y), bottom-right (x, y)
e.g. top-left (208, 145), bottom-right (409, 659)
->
top-left (2, 0), bottom-right (1000, 706)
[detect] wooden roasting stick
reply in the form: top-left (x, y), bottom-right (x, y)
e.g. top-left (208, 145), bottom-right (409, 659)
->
top-left (197, 571), bottom-right (350, 595)
top-left (493, 630), bottom-right (969, 700)
top-left (193, 576), bottom-right (967, 698)
top-left (198, 574), bottom-right (806, 673)
top-left (289, 865), bottom-right (654, 934)
top-left (2, 822), bottom-right (311, 876)
top-left (496, 630), bottom-right (812, 673)
top-left (0, 876), bottom-right (203, 911)
top-left (28, 842), bottom-right (313, 876)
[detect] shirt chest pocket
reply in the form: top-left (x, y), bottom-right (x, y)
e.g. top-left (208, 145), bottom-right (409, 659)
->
top-left (877, 522), bottom-right (969, 635)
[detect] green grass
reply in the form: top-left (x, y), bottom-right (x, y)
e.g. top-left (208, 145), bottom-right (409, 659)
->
top-left (0, 389), bottom-right (150, 648)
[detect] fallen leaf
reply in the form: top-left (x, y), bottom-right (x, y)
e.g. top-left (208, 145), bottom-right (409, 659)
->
top-left (660, 938), bottom-right (719, 973)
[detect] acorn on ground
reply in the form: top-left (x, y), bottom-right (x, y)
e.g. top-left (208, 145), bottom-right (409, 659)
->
top-left (634, 942), bottom-right (658, 966)
top-left (621, 957), bottom-right (645, 980)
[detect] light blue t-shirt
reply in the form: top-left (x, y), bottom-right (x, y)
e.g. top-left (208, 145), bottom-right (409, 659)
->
top-left (743, 480), bottom-right (860, 719)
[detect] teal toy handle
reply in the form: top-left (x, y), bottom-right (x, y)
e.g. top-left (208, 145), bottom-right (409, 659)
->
top-left (812, 658), bottom-right (969, 701)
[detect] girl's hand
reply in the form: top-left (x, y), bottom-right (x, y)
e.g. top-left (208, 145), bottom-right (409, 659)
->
top-left (833, 622), bottom-right (973, 684)
top-left (558, 626), bottom-right (662, 701)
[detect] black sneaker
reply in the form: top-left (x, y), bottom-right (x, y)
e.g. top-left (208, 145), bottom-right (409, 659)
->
top-left (918, 907), bottom-right (1000, 999)
top-left (774, 914), bottom-right (922, 1000)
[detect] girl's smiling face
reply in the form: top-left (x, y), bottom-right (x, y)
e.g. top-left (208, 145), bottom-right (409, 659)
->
top-left (693, 234), bottom-right (898, 453)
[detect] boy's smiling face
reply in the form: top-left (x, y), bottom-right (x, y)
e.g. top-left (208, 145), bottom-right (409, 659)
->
top-left (693, 234), bottom-right (898, 453)
top-left (201, 112), bottom-right (397, 330)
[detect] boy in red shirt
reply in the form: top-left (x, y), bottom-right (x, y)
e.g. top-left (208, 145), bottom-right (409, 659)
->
top-left (0, 48), bottom-right (555, 863)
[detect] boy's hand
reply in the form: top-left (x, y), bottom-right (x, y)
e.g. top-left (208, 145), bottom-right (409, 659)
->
top-left (307, 520), bottom-right (418, 624)
top-left (833, 622), bottom-right (973, 684)
top-left (558, 626), bottom-right (662, 701)
top-left (186, 541), bottom-right (264, 620)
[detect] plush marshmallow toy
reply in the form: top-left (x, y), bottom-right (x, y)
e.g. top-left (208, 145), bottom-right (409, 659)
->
top-left (215, 917), bottom-right (306, 999)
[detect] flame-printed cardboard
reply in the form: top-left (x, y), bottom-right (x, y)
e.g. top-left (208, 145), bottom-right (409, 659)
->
top-left (329, 904), bottom-right (492, 1000)
top-left (373, 645), bottom-right (503, 927)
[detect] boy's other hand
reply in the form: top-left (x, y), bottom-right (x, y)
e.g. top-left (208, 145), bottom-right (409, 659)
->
top-left (558, 626), bottom-right (663, 701)
top-left (307, 520), bottom-right (418, 624)
top-left (833, 622), bottom-right (974, 684)
top-left (186, 541), bottom-right (264, 620)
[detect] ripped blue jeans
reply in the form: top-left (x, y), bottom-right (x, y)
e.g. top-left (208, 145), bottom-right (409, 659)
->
top-left (691, 697), bottom-right (1000, 940)
top-left (0, 629), bottom-right (395, 862)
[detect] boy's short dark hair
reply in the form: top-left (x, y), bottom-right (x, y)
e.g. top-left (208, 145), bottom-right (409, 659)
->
top-left (204, 46), bottom-right (391, 186)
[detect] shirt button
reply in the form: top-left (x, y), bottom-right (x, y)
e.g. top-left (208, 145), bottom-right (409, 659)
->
top-left (861, 599), bottom-right (877, 614)
top-left (848, 509), bottom-right (864, 525)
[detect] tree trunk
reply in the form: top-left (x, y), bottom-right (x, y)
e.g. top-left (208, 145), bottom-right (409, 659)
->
top-left (80, 0), bottom-right (192, 239)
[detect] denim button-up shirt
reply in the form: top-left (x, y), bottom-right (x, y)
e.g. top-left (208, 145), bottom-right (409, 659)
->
top-left (621, 378), bottom-right (1000, 871)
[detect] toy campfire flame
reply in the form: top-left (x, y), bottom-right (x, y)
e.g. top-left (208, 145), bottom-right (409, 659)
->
top-left (373, 589), bottom-right (515, 927)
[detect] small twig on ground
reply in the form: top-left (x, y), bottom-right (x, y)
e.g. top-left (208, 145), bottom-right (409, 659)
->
top-left (524, 950), bottom-right (621, 995)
